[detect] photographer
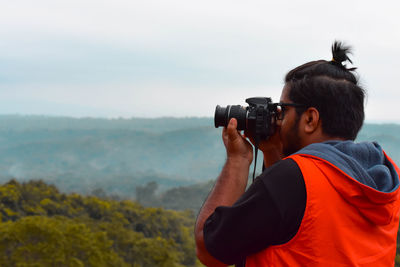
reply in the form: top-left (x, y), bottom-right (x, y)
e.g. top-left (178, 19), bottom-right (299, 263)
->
top-left (195, 41), bottom-right (400, 266)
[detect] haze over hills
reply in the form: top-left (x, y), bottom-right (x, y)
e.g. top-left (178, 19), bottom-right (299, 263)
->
top-left (0, 115), bottom-right (399, 198)
top-left (0, 115), bottom-right (221, 196)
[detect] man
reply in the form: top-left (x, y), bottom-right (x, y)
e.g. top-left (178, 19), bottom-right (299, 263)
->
top-left (195, 41), bottom-right (400, 266)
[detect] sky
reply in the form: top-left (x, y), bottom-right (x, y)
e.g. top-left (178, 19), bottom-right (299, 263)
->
top-left (1, 0), bottom-right (399, 123)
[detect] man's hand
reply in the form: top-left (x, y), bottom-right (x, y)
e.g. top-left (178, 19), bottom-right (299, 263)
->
top-left (245, 122), bottom-right (283, 168)
top-left (222, 118), bottom-right (253, 165)
top-left (259, 124), bottom-right (283, 167)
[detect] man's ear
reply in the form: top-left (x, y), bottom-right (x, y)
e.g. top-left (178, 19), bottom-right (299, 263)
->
top-left (303, 107), bottom-right (320, 134)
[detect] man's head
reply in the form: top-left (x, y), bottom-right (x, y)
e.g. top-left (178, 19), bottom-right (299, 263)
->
top-left (277, 41), bottom-right (365, 156)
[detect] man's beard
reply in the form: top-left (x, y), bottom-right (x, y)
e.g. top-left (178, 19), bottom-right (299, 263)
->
top-left (282, 116), bottom-right (302, 157)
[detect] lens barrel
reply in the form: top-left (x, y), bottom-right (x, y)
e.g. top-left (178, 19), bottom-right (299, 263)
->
top-left (214, 105), bottom-right (247, 130)
top-left (214, 105), bottom-right (227, 128)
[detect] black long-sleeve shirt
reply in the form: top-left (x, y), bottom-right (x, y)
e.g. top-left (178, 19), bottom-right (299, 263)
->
top-left (203, 159), bottom-right (306, 266)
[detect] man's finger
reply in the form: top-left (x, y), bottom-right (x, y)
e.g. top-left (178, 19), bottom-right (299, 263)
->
top-left (227, 118), bottom-right (237, 131)
top-left (227, 119), bottom-right (239, 140)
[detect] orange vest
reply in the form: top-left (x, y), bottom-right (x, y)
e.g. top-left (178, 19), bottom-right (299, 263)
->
top-left (246, 153), bottom-right (400, 267)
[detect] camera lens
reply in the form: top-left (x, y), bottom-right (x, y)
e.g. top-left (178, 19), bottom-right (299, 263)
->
top-left (214, 105), bottom-right (227, 128)
top-left (214, 105), bottom-right (247, 130)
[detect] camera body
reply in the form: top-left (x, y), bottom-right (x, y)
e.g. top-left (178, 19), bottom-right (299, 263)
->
top-left (214, 97), bottom-right (278, 141)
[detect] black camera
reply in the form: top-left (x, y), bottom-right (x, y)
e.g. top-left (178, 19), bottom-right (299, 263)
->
top-left (214, 97), bottom-right (278, 141)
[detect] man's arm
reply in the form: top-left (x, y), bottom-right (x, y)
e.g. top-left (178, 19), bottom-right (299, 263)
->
top-left (195, 118), bottom-right (253, 266)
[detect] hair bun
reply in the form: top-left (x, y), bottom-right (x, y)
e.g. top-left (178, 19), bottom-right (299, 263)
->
top-left (331, 41), bottom-right (353, 64)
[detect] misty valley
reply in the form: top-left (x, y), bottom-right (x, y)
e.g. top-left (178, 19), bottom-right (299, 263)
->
top-left (0, 115), bottom-right (399, 266)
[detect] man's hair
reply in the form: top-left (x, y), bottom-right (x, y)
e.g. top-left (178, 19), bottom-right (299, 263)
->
top-left (284, 41), bottom-right (365, 140)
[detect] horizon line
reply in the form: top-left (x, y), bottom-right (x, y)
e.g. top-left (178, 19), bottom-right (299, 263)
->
top-left (0, 113), bottom-right (399, 125)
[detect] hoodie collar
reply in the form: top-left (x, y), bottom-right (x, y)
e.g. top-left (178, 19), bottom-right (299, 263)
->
top-left (295, 140), bottom-right (399, 193)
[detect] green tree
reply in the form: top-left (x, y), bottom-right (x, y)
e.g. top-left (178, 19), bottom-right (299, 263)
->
top-left (0, 180), bottom-right (200, 266)
top-left (0, 216), bottom-right (126, 266)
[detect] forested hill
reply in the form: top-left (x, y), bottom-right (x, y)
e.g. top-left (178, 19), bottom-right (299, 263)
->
top-left (0, 179), bottom-right (199, 266)
top-left (0, 115), bottom-right (399, 198)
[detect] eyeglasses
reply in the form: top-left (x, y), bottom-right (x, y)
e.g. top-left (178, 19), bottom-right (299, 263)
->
top-left (275, 102), bottom-right (306, 120)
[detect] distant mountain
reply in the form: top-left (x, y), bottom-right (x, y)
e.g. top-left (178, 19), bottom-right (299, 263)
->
top-left (0, 115), bottom-right (212, 133)
top-left (0, 115), bottom-right (223, 196)
top-left (0, 115), bottom-right (398, 197)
